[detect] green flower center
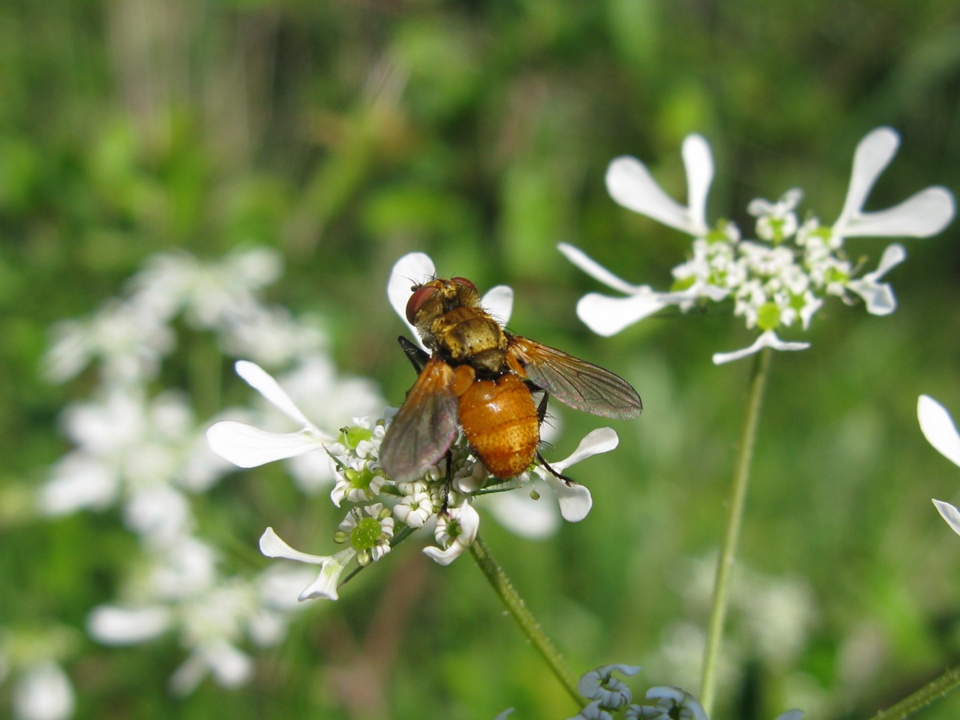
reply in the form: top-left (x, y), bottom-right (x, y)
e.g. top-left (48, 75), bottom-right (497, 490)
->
top-left (341, 426), bottom-right (373, 449)
top-left (345, 466), bottom-right (376, 491)
top-left (756, 302), bottom-right (781, 331)
top-left (350, 517), bottom-right (383, 551)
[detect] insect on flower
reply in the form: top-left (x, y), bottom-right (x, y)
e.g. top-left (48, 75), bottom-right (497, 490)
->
top-left (380, 277), bottom-right (643, 483)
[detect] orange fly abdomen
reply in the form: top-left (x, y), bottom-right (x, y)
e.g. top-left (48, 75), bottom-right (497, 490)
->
top-left (457, 373), bottom-right (540, 478)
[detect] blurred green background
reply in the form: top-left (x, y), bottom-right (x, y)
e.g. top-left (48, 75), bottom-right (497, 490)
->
top-left (1, 0), bottom-right (960, 718)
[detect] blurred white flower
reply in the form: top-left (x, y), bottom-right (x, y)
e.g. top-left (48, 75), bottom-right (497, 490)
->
top-left (12, 661), bottom-right (75, 720)
top-left (0, 629), bottom-right (78, 720)
top-left (131, 246), bottom-right (284, 332)
top-left (39, 389), bottom-right (214, 520)
top-left (43, 299), bottom-right (174, 387)
top-left (88, 540), bottom-right (311, 694)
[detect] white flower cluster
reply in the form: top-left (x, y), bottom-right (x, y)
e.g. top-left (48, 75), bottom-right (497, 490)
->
top-left (35, 247), bottom-right (382, 699)
top-left (561, 128), bottom-right (955, 364)
top-left (208, 252), bottom-right (622, 601)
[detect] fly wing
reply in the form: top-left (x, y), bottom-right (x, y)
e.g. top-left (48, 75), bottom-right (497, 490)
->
top-left (506, 335), bottom-right (642, 419)
top-left (380, 356), bottom-right (460, 483)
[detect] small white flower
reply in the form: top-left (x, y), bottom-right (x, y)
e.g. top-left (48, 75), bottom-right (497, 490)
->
top-left (423, 502), bottom-right (480, 566)
top-left (207, 361), bottom-right (336, 468)
top-left (393, 489), bottom-right (435, 528)
top-left (748, 189), bottom-right (803, 242)
top-left (258, 527), bottom-right (357, 601)
top-left (338, 503), bottom-right (395, 565)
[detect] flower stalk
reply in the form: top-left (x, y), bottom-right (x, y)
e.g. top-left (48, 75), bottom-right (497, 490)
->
top-left (867, 663), bottom-right (960, 720)
top-left (699, 346), bottom-right (773, 714)
top-left (469, 533), bottom-right (582, 705)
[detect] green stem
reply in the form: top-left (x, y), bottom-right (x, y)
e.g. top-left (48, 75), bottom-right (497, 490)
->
top-left (867, 664), bottom-right (960, 720)
top-left (470, 533), bottom-right (582, 706)
top-left (699, 346), bottom-right (773, 715)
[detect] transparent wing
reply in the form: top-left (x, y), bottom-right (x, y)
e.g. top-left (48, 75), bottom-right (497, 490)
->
top-left (506, 335), bottom-right (642, 419)
top-left (380, 357), bottom-right (459, 483)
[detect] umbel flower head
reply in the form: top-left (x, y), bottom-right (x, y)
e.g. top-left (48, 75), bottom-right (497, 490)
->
top-left (207, 253), bottom-right (622, 601)
top-left (560, 128), bottom-right (955, 364)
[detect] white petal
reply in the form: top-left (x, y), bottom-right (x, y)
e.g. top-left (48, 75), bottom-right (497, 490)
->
top-left (493, 710), bottom-right (515, 720)
top-left (847, 244), bottom-right (903, 315)
top-left (482, 285), bottom-right (514, 325)
top-left (422, 544), bottom-right (468, 566)
top-left (235, 361), bottom-right (312, 427)
top-left (38, 455), bottom-right (119, 515)
top-left (168, 652), bottom-right (208, 696)
top-left (872, 243), bottom-right (907, 277)
top-left (297, 550), bottom-right (356, 601)
top-left (543, 475), bottom-right (593, 522)
top-left (557, 243), bottom-right (642, 294)
top-left (847, 280), bottom-right (896, 316)
top-left (206, 641), bottom-right (253, 688)
top-left (206, 421), bottom-right (325, 468)
top-left (682, 134), bottom-right (714, 235)
top-left (839, 186), bottom-right (955, 238)
top-left (552, 428), bottom-right (619, 473)
top-left (918, 396), bottom-right (960, 468)
top-left (577, 290), bottom-right (671, 336)
top-left (13, 662), bottom-right (75, 720)
top-left (485, 490), bottom-right (560, 539)
top-left (259, 527), bottom-right (328, 564)
top-left (835, 127), bottom-right (900, 231)
top-left (606, 157), bottom-right (702, 235)
top-left (934, 499), bottom-right (960, 537)
top-left (387, 252), bottom-right (435, 348)
top-left (88, 605), bottom-right (173, 645)
top-left (712, 330), bottom-right (810, 365)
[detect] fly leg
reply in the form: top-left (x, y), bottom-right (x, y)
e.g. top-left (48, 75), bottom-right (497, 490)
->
top-left (532, 390), bottom-right (576, 485)
top-left (398, 336), bottom-right (429, 374)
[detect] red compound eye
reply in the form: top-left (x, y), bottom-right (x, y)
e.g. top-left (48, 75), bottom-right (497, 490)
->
top-left (450, 277), bottom-right (477, 293)
top-left (405, 284), bottom-right (437, 324)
